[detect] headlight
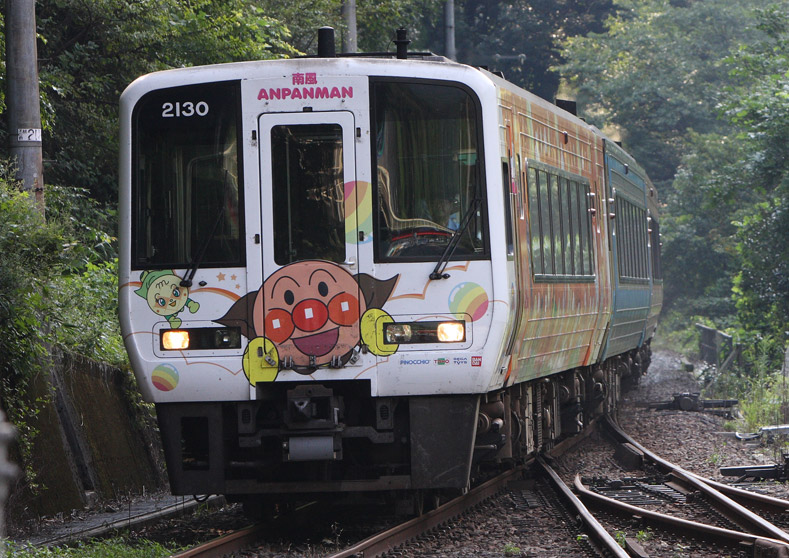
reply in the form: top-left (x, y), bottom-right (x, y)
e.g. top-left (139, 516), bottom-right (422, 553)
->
top-left (437, 321), bottom-right (465, 342)
top-left (384, 321), bottom-right (465, 344)
top-left (162, 330), bottom-right (190, 350)
top-left (160, 327), bottom-right (241, 351)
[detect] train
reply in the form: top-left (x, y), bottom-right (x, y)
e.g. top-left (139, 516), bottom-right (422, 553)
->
top-left (118, 28), bottom-right (662, 514)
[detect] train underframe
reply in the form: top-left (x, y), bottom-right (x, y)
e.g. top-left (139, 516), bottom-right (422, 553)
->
top-left (156, 343), bottom-right (651, 512)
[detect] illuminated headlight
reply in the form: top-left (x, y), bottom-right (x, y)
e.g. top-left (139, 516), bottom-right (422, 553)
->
top-left (160, 327), bottom-right (241, 351)
top-left (437, 321), bottom-right (465, 342)
top-left (162, 330), bottom-right (190, 350)
top-left (384, 321), bottom-right (466, 344)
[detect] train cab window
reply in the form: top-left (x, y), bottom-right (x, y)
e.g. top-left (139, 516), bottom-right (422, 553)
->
top-left (271, 124), bottom-right (345, 265)
top-left (132, 81), bottom-right (244, 269)
top-left (526, 163), bottom-right (594, 281)
top-left (371, 80), bottom-right (487, 261)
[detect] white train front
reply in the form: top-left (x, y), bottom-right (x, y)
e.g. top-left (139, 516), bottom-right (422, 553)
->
top-left (119, 42), bottom-right (661, 509)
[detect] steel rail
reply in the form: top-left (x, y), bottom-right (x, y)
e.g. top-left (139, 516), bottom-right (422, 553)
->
top-left (573, 474), bottom-right (789, 551)
top-left (170, 523), bottom-right (268, 558)
top-left (327, 466), bottom-right (524, 558)
top-left (604, 415), bottom-right (789, 543)
top-left (170, 500), bottom-right (318, 558)
top-left (536, 456), bottom-right (630, 558)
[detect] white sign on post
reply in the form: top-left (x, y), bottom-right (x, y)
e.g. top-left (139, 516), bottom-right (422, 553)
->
top-left (17, 128), bottom-right (42, 142)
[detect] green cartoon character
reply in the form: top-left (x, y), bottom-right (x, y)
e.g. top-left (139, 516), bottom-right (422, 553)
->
top-left (135, 270), bottom-right (199, 328)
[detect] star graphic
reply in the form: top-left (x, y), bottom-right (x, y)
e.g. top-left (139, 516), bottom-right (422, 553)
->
top-left (217, 272), bottom-right (226, 281)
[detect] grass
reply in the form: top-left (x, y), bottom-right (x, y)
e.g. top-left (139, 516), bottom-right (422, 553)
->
top-left (5, 537), bottom-right (183, 558)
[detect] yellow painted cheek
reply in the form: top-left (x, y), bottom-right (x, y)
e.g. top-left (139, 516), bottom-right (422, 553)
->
top-left (360, 309), bottom-right (398, 356)
top-left (243, 337), bottom-right (279, 384)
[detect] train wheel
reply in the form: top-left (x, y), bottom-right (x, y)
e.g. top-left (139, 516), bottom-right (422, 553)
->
top-left (414, 490), bottom-right (441, 516)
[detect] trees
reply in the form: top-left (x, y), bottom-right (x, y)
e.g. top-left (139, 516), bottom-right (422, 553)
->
top-left (561, 0), bottom-right (761, 184)
top-left (723, 6), bottom-right (789, 342)
top-left (419, 0), bottom-right (614, 101)
top-left (560, 0), bottom-right (789, 352)
top-left (31, 0), bottom-right (294, 202)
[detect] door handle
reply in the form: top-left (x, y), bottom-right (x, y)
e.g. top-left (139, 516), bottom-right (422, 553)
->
top-left (344, 257), bottom-right (357, 269)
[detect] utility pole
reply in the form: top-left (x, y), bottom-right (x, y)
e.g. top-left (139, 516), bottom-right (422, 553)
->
top-left (444, 0), bottom-right (456, 60)
top-left (5, 0), bottom-right (45, 212)
top-left (342, 0), bottom-right (358, 54)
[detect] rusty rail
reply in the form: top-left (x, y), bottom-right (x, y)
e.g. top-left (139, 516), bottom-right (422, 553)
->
top-left (536, 457), bottom-right (629, 558)
top-left (573, 475), bottom-right (789, 551)
top-left (604, 415), bottom-right (789, 543)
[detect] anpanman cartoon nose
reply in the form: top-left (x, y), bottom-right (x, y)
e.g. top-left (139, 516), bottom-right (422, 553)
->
top-left (292, 299), bottom-right (329, 332)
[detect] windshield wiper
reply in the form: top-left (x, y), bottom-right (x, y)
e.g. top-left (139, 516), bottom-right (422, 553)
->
top-left (429, 196), bottom-right (481, 280)
top-left (181, 171), bottom-right (229, 288)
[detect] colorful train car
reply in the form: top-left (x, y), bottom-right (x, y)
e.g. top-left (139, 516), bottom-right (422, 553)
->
top-left (118, 31), bottom-right (661, 511)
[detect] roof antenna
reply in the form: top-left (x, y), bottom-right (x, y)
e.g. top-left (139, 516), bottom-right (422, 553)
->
top-left (318, 26), bottom-right (336, 58)
top-left (394, 28), bottom-right (410, 59)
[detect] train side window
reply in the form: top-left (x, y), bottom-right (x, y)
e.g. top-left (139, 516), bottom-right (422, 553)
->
top-left (527, 167), bottom-right (543, 274)
top-left (502, 161), bottom-right (514, 257)
top-left (650, 217), bottom-right (662, 280)
top-left (537, 170), bottom-right (552, 274)
top-left (583, 184), bottom-right (595, 275)
top-left (526, 163), bottom-right (594, 281)
top-left (616, 195), bottom-right (648, 282)
top-left (568, 180), bottom-right (580, 276)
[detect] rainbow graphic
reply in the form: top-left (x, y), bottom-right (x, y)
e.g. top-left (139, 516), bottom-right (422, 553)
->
top-left (151, 363), bottom-right (180, 391)
top-left (448, 282), bottom-right (489, 322)
top-left (345, 180), bottom-right (373, 245)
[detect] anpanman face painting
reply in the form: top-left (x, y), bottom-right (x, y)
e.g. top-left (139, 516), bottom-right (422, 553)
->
top-left (217, 260), bottom-right (399, 380)
top-left (254, 261), bottom-right (364, 366)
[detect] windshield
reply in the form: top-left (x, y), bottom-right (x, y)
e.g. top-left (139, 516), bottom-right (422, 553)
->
top-left (271, 123), bottom-right (345, 265)
top-left (372, 80), bottom-right (486, 261)
top-left (132, 81), bottom-right (243, 269)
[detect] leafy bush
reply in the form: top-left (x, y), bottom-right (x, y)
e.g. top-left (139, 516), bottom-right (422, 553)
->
top-left (0, 176), bottom-right (68, 455)
top-left (1, 175), bottom-right (124, 490)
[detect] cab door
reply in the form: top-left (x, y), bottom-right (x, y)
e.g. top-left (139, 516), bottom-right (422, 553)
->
top-left (256, 111), bottom-right (362, 373)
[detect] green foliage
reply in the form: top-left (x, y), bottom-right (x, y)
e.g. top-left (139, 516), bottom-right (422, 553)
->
top-left (34, 0), bottom-right (295, 202)
top-left (721, 7), bottom-right (789, 342)
top-left (6, 537), bottom-right (181, 558)
top-left (257, 0), bottom-right (442, 54)
top-left (52, 260), bottom-right (126, 365)
top-left (653, 310), bottom-right (701, 354)
top-left (561, 0), bottom-right (789, 353)
top-left (0, 175), bottom-right (67, 488)
top-left (1, 176), bottom-right (123, 490)
top-left (429, 0), bottom-right (614, 100)
top-left (702, 336), bottom-right (786, 432)
top-left (560, 0), bottom-right (764, 183)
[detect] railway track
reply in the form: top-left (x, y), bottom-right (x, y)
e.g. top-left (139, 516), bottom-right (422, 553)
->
top-left (27, 405), bottom-right (789, 557)
top-left (170, 423), bottom-right (633, 558)
top-left (554, 416), bottom-right (789, 556)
